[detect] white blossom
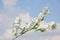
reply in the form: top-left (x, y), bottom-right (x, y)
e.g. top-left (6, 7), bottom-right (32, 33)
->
top-left (48, 21), bottom-right (56, 30)
top-left (41, 7), bottom-right (49, 16)
top-left (38, 7), bottom-right (50, 21)
top-left (12, 7), bottom-right (56, 39)
top-left (18, 13), bottom-right (32, 28)
top-left (38, 21), bottom-right (48, 29)
top-left (14, 17), bottom-right (20, 24)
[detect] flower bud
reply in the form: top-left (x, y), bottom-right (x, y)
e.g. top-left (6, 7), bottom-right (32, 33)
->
top-left (48, 22), bottom-right (56, 30)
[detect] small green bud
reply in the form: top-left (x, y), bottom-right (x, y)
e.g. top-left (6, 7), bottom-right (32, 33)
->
top-left (36, 28), bottom-right (46, 32)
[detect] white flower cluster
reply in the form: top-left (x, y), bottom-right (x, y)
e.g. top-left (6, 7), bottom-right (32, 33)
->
top-left (12, 7), bottom-right (56, 40)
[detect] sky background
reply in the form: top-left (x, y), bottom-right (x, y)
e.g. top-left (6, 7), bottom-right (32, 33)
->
top-left (0, 0), bottom-right (60, 40)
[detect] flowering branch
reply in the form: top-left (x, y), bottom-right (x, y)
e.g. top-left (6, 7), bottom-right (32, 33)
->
top-left (12, 7), bottom-right (56, 40)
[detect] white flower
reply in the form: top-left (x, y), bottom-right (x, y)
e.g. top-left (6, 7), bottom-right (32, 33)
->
top-left (18, 13), bottom-right (32, 28)
top-left (42, 7), bottom-right (49, 16)
top-left (17, 29), bottom-right (22, 36)
top-left (14, 17), bottom-right (20, 24)
top-left (38, 7), bottom-right (50, 21)
top-left (12, 7), bottom-right (56, 39)
top-left (32, 17), bottom-right (38, 23)
top-left (31, 17), bottom-right (35, 22)
top-left (48, 22), bottom-right (56, 30)
top-left (38, 21), bottom-right (48, 29)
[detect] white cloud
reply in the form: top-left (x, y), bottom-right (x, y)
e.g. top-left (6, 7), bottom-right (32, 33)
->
top-left (0, 0), bottom-right (20, 40)
top-left (0, 14), bottom-right (3, 23)
top-left (2, 0), bottom-right (17, 8)
top-left (51, 36), bottom-right (60, 40)
top-left (0, 29), bottom-right (13, 40)
top-left (0, 13), bottom-right (13, 28)
top-left (16, 32), bottom-right (60, 40)
top-left (37, 36), bottom-right (60, 40)
top-left (2, 0), bottom-right (21, 17)
top-left (0, 13), bottom-right (13, 40)
top-left (4, 29), bottom-right (13, 38)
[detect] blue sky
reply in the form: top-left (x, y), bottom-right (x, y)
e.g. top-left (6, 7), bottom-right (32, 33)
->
top-left (0, 0), bottom-right (60, 22)
top-left (0, 0), bottom-right (60, 40)
top-left (18, 0), bottom-right (60, 23)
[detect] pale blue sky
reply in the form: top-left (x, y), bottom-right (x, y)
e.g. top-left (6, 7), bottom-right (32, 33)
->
top-left (0, 0), bottom-right (60, 22)
top-left (17, 0), bottom-right (60, 23)
top-left (0, 0), bottom-right (60, 40)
